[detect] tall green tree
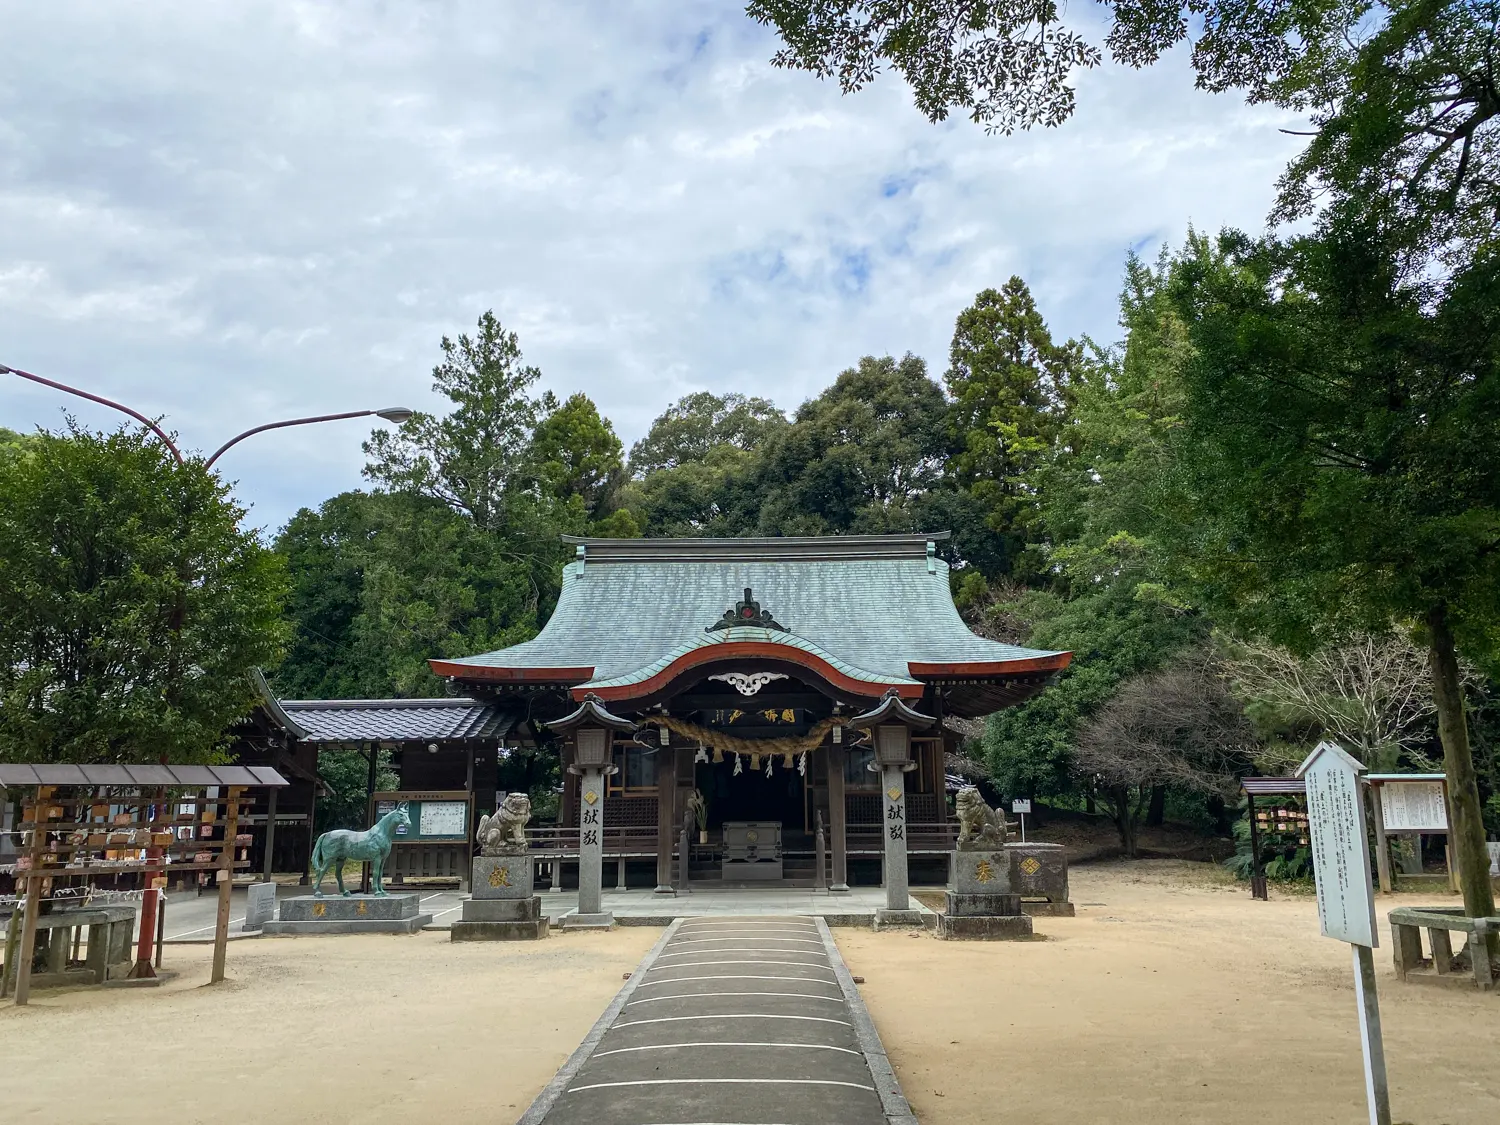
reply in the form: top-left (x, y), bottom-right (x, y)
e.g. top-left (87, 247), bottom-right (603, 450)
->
top-left (1141, 226), bottom-right (1500, 940)
top-left (755, 353), bottom-right (951, 533)
top-left (0, 423), bottom-right (287, 763)
top-left (946, 277), bottom-right (1079, 576)
top-left (526, 391), bottom-right (625, 518)
top-left (627, 391), bottom-right (787, 477)
top-left (364, 310), bottom-right (551, 532)
top-left (273, 490), bottom-right (550, 699)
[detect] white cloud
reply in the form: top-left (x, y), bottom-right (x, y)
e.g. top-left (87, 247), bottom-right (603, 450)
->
top-left (0, 1), bottom-right (1305, 532)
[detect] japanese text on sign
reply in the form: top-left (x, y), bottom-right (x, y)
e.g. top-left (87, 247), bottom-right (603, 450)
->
top-left (1301, 743), bottom-right (1377, 948)
top-left (1379, 781), bottom-right (1448, 832)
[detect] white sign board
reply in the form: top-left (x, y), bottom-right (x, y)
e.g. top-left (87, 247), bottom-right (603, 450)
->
top-left (1298, 741), bottom-right (1378, 949)
top-left (1379, 781), bottom-right (1448, 832)
top-left (419, 801), bottom-right (467, 838)
top-left (1012, 799), bottom-right (1032, 815)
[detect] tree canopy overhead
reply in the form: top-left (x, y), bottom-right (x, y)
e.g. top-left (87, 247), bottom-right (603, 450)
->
top-left (750, 2), bottom-right (1500, 264)
top-left (0, 424), bottom-right (287, 763)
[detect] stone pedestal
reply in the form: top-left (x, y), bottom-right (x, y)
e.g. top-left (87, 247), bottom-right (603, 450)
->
top-left (562, 911), bottom-right (615, 931)
top-left (937, 914), bottom-right (1034, 939)
top-left (451, 897), bottom-right (549, 941)
top-left (262, 892), bottom-right (431, 935)
top-left (242, 881), bottom-right (276, 932)
top-left (873, 908), bottom-right (925, 929)
top-left (1006, 842), bottom-right (1071, 913)
top-left (939, 847), bottom-right (1034, 940)
top-left (473, 854), bottom-right (535, 899)
top-left (451, 854), bottom-right (549, 940)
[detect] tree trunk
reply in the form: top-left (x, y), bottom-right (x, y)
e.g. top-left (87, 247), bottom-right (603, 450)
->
top-left (1085, 785), bottom-right (1096, 815)
top-left (1427, 603), bottom-right (1498, 960)
top-left (1110, 786), bottom-right (1138, 858)
top-left (1207, 794), bottom-right (1230, 837)
top-left (1146, 784), bottom-right (1166, 827)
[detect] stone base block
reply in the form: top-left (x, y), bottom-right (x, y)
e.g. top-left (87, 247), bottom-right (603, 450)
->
top-left (263, 892), bottom-right (430, 934)
top-left (451, 918), bottom-right (550, 941)
top-left (937, 913), bottom-right (1034, 941)
top-left (462, 896), bottom-right (543, 923)
top-left (946, 891), bottom-right (1021, 917)
top-left (1006, 842), bottom-right (1069, 905)
top-left (262, 914), bottom-right (432, 935)
top-left (952, 849), bottom-right (1011, 894)
top-left (472, 855), bottom-right (535, 900)
top-left (561, 911), bottom-right (615, 931)
top-left (1022, 900), bottom-right (1076, 917)
top-left (874, 908), bottom-right (925, 929)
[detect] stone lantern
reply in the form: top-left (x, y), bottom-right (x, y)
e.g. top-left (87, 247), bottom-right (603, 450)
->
top-left (545, 694), bottom-right (633, 929)
top-left (849, 689), bottom-right (934, 927)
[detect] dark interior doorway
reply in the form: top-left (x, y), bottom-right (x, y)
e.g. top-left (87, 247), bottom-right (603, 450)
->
top-left (696, 754), bottom-right (805, 832)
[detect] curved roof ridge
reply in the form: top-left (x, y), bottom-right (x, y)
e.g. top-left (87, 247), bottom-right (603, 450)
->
top-left (581, 626), bottom-right (920, 692)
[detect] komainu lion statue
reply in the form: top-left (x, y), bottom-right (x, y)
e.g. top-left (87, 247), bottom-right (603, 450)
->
top-left (477, 792), bottom-right (532, 856)
top-left (955, 786), bottom-right (1008, 850)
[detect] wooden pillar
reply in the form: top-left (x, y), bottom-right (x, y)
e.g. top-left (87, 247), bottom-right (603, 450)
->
top-left (654, 738), bottom-right (677, 894)
top-left (262, 784), bottom-right (278, 882)
top-left (211, 786), bottom-right (244, 984)
top-left (1371, 782), bottom-right (1393, 894)
top-left (828, 741), bottom-right (849, 892)
top-left (11, 793), bottom-right (46, 1005)
top-left (302, 779), bottom-right (317, 885)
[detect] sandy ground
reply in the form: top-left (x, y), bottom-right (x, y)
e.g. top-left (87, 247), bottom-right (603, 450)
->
top-left (840, 861), bottom-right (1500, 1125)
top-left (0, 927), bottom-right (661, 1125)
top-left (4, 864), bottom-right (1497, 1125)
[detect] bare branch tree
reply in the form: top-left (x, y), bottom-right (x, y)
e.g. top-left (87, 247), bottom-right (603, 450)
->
top-left (1222, 632), bottom-right (1447, 769)
top-left (1075, 652), bottom-right (1257, 856)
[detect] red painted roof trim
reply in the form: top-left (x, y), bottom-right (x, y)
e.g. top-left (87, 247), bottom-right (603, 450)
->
top-left (907, 652), bottom-right (1072, 678)
top-left (573, 642), bottom-right (924, 704)
top-left (428, 660), bottom-right (594, 684)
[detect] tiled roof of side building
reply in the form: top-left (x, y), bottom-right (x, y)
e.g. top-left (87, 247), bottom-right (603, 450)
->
top-left (278, 698), bottom-right (517, 744)
top-left (430, 533), bottom-right (1067, 687)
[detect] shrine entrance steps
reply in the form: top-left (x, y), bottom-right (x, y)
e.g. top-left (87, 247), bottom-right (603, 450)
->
top-left (517, 917), bottom-right (914, 1125)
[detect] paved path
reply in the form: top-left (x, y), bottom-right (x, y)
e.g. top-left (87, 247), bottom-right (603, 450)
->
top-left (520, 917), bottom-right (913, 1125)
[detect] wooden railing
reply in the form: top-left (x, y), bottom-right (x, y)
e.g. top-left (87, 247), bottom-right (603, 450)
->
top-left (524, 826), bottom-right (661, 855)
top-left (525, 822), bottom-right (956, 856)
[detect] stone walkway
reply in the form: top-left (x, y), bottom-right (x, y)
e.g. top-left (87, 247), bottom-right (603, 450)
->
top-left (519, 917), bottom-right (914, 1125)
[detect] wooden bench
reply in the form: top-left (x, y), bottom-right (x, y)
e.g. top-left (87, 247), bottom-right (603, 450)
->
top-left (1389, 906), bottom-right (1498, 992)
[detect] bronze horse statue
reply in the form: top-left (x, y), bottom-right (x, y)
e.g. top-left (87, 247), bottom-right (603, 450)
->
top-left (310, 805), bottom-right (410, 897)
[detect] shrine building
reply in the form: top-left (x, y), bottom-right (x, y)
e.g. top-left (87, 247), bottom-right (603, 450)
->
top-left (428, 532), bottom-right (1069, 905)
top-left (234, 532), bottom-right (1069, 907)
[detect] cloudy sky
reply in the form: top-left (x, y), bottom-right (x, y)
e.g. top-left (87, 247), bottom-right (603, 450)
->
top-left (0, 2), bottom-right (1302, 534)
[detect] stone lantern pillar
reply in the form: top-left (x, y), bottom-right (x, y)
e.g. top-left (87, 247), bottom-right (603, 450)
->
top-left (545, 694), bottom-right (634, 930)
top-left (849, 690), bottom-right (935, 928)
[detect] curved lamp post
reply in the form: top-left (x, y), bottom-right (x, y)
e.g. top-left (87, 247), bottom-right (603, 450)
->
top-left (2, 360), bottom-right (413, 977)
top-left (1, 362), bottom-right (412, 467)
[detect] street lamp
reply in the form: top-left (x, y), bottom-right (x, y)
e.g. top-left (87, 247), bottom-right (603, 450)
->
top-left (1, 362), bottom-right (413, 467)
top-left (1, 361), bottom-right (413, 977)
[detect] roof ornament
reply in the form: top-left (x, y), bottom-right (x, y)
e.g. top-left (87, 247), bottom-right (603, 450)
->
top-left (707, 587), bottom-right (786, 633)
top-left (708, 672), bottom-right (788, 696)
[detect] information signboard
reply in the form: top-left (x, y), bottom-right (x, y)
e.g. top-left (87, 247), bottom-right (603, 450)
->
top-left (1379, 782), bottom-right (1448, 832)
top-left (1011, 799), bottom-right (1032, 814)
top-left (370, 791), bottom-right (471, 843)
top-left (1299, 741), bottom-right (1377, 949)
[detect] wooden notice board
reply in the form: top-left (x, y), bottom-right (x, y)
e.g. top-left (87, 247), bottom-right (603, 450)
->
top-left (369, 790), bottom-right (473, 844)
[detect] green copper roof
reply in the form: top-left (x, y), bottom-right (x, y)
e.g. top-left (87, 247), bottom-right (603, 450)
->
top-left (434, 534), bottom-right (1065, 695)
